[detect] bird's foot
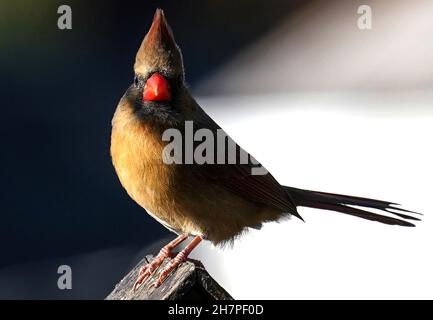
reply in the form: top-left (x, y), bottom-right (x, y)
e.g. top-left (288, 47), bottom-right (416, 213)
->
top-left (132, 234), bottom-right (188, 291)
top-left (151, 250), bottom-right (187, 287)
top-left (151, 235), bottom-right (203, 288)
top-left (133, 252), bottom-right (167, 291)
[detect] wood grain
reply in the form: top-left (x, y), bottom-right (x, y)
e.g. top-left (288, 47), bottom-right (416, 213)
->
top-left (106, 255), bottom-right (233, 300)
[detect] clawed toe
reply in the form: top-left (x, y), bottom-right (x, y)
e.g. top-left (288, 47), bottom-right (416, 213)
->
top-left (133, 256), bottom-right (164, 290)
top-left (151, 260), bottom-right (180, 287)
top-left (131, 235), bottom-right (202, 291)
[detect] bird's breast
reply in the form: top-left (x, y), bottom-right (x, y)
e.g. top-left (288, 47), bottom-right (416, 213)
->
top-left (111, 106), bottom-right (173, 216)
top-left (110, 101), bottom-right (284, 244)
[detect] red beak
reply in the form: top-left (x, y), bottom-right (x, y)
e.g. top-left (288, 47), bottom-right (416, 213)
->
top-left (143, 73), bottom-right (172, 102)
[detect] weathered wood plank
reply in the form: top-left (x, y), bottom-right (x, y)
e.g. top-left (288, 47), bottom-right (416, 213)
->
top-left (106, 255), bottom-right (233, 300)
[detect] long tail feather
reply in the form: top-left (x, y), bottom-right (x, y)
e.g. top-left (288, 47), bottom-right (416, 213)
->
top-left (285, 186), bottom-right (420, 227)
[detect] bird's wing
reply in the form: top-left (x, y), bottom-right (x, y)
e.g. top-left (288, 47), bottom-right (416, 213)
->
top-left (188, 103), bottom-right (300, 217)
top-left (200, 162), bottom-right (299, 216)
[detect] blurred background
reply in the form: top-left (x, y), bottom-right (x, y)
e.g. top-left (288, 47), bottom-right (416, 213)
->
top-left (0, 0), bottom-right (432, 299)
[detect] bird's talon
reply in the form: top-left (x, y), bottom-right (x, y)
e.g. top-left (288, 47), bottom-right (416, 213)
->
top-left (132, 280), bottom-right (141, 292)
top-left (130, 235), bottom-right (202, 291)
top-left (138, 265), bottom-right (148, 275)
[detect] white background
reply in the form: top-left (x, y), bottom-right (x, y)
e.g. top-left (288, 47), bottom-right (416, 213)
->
top-left (187, 0), bottom-right (433, 299)
top-left (190, 94), bottom-right (432, 299)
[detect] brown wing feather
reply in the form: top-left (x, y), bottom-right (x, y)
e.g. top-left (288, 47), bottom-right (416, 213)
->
top-left (202, 163), bottom-right (299, 216)
top-left (190, 102), bottom-right (300, 218)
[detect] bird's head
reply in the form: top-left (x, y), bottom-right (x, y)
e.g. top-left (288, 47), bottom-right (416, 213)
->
top-left (126, 9), bottom-right (189, 123)
top-left (117, 8), bottom-right (199, 130)
top-left (135, 8), bottom-right (184, 86)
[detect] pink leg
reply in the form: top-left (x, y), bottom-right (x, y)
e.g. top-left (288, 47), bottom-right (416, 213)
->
top-left (152, 235), bottom-right (203, 288)
top-left (133, 234), bottom-right (188, 291)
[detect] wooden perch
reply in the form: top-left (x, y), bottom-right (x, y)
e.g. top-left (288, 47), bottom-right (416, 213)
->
top-left (106, 255), bottom-right (233, 300)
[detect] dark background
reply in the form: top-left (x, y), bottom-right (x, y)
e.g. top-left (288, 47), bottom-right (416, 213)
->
top-left (0, 0), bottom-right (307, 299)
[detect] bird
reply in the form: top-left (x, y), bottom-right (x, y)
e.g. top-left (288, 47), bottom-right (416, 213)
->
top-left (110, 9), bottom-right (421, 290)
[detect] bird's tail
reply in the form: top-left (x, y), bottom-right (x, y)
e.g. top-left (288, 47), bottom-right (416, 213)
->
top-left (284, 186), bottom-right (421, 227)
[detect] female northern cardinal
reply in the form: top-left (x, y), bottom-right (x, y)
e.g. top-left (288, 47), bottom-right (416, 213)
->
top-left (110, 9), bottom-right (420, 289)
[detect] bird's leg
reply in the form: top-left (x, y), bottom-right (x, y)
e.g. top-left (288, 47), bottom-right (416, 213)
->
top-left (152, 235), bottom-right (203, 288)
top-left (133, 234), bottom-right (188, 291)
